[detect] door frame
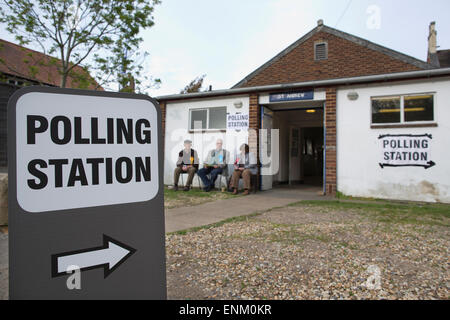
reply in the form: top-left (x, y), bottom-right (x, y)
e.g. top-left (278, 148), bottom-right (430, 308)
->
top-left (258, 103), bottom-right (326, 192)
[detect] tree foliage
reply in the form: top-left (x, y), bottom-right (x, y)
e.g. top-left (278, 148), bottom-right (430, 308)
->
top-left (0, 0), bottom-right (161, 91)
top-left (180, 74), bottom-right (207, 94)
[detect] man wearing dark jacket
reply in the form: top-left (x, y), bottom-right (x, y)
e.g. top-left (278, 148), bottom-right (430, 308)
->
top-left (173, 139), bottom-right (199, 191)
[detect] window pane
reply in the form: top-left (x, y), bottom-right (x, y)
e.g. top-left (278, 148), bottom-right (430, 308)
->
top-left (404, 95), bottom-right (433, 122)
top-left (372, 97), bottom-right (401, 124)
top-left (190, 109), bottom-right (207, 130)
top-left (208, 107), bottom-right (226, 129)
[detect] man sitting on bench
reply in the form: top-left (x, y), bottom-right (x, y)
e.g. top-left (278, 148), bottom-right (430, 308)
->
top-left (173, 139), bottom-right (199, 191)
top-left (230, 143), bottom-right (257, 196)
top-left (198, 139), bottom-right (228, 192)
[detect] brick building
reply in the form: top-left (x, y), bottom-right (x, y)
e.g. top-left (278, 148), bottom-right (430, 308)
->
top-left (0, 39), bottom-right (102, 169)
top-left (158, 21), bottom-right (450, 203)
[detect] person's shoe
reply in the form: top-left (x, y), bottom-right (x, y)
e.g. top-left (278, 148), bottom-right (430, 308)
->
top-left (183, 185), bottom-right (190, 192)
top-left (204, 185), bottom-right (212, 192)
top-left (232, 188), bottom-right (238, 195)
top-left (173, 185), bottom-right (178, 191)
top-left (243, 189), bottom-right (250, 196)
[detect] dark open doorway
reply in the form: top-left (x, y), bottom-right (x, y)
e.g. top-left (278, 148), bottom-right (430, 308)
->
top-left (301, 127), bottom-right (324, 187)
top-left (262, 104), bottom-right (324, 192)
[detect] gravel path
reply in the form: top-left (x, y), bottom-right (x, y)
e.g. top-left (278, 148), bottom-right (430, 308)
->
top-left (166, 204), bottom-right (449, 300)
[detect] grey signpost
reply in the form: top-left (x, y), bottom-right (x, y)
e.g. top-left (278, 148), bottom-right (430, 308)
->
top-left (8, 86), bottom-right (166, 299)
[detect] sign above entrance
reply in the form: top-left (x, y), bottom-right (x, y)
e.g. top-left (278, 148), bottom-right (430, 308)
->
top-left (269, 90), bottom-right (314, 103)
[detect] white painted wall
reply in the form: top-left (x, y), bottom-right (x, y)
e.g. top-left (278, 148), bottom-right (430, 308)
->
top-left (164, 95), bottom-right (250, 187)
top-left (337, 78), bottom-right (450, 203)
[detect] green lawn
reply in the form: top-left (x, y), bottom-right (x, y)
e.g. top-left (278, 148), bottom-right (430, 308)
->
top-left (293, 200), bottom-right (450, 227)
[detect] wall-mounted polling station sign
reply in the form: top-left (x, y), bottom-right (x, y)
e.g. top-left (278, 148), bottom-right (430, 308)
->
top-left (8, 86), bottom-right (166, 299)
top-left (227, 112), bottom-right (249, 131)
top-left (378, 134), bottom-right (435, 169)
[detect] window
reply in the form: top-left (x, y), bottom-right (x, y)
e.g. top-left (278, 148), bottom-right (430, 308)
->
top-left (314, 42), bottom-right (328, 60)
top-left (371, 94), bottom-right (435, 125)
top-left (190, 109), bottom-right (207, 130)
top-left (404, 95), bottom-right (434, 122)
top-left (189, 106), bottom-right (227, 130)
top-left (372, 96), bottom-right (401, 124)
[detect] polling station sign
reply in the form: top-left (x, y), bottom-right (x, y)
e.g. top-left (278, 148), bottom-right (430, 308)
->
top-left (8, 87), bottom-right (166, 299)
top-left (227, 112), bottom-right (249, 131)
top-left (378, 134), bottom-right (436, 169)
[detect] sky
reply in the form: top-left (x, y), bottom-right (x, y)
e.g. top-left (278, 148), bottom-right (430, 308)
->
top-left (1, 0), bottom-right (449, 96)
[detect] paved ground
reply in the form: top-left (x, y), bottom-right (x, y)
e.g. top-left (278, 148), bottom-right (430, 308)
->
top-left (165, 186), bottom-right (328, 233)
top-left (0, 185), bottom-right (327, 299)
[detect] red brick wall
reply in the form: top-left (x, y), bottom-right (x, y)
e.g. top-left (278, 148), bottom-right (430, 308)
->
top-left (325, 88), bottom-right (337, 195)
top-left (239, 31), bottom-right (422, 88)
top-left (249, 94), bottom-right (260, 162)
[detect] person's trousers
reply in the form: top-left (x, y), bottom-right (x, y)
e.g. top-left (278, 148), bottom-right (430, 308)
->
top-left (230, 169), bottom-right (251, 190)
top-left (174, 167), bottom-right (196, 186)
top-left (198, 167), bottom-right (223, 188)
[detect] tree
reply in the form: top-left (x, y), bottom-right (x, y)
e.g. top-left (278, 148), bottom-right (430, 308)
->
top-left (180, 74), bottom-right (207, 94)
top-left (0, 0), bottom-right (161, 91)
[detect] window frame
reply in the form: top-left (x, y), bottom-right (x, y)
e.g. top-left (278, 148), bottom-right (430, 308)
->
top-left (188, 106), bottom-right (227, 131)
top-left (370, 92), bottom-right (436, 128)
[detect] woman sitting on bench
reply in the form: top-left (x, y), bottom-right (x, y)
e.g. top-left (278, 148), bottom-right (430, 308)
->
top-left (230, 143), bottom-right (257, 195)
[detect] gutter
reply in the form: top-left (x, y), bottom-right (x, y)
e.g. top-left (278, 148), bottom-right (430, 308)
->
top-left (156, 68), bottom-right (450, 101)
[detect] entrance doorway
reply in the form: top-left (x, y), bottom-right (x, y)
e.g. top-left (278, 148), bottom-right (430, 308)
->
top-left (299, 127), bottom-right (324, 186)
top-left (260, 103), bottom-right (325, 192)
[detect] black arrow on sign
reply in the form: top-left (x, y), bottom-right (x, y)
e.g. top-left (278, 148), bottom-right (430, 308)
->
top-left (379, 161), bottom-right (436, 169)
top-left (378, 134), bottom-right (433, 140)
top-left (51, 235), bottom-right (136, 278)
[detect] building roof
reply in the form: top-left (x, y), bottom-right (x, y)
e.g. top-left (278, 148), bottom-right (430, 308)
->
top-left (0, 39), bottom-right (102, 90)
top-left (232, 23), bottom-right (434, 89)
top-left (437, 50), bottom-right (450, 68)
top-left (157, 67), bottom-right (450, 102)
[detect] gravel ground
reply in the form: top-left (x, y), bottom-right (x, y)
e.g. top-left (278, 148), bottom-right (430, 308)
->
top-left (166, 203), bottom-right (449, 300)
top-left (0, 229), bottom-right (7, 301)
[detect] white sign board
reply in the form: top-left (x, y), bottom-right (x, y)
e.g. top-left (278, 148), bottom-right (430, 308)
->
top-left (227, 112), bottom-right (249, 131)
top-left (378, 134), bottom-right (435, 169)
top-left (16, 91), bottom-right (159, 213)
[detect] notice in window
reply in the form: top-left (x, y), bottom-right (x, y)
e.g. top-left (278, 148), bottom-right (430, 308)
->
top-left (378, 134), bottom-right (435, 169)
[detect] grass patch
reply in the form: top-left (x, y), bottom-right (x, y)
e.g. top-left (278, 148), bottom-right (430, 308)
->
top-left (168, 212), bottom-right (264, 235)
top-left (164, 186), bottom-right (237, 209)
top-left (290, 200), bottom-right (450, 227)
top-left (336, 191), bottom-right (393, 203)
